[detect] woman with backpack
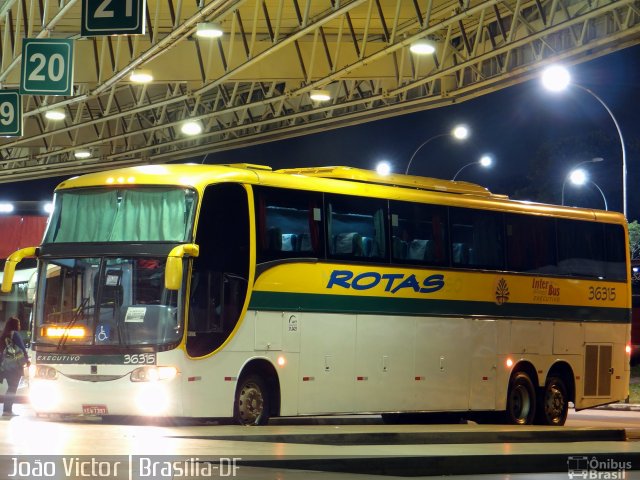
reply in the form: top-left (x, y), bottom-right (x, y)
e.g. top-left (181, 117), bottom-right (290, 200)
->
top-left (0, 317), bottom-right (30, 417)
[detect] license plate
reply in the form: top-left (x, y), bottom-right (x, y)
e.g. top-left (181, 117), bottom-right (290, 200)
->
top-left (82, 405), bottom-right (108, 415)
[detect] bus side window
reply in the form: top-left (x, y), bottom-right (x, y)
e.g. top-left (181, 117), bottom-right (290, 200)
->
top-left (254, 187), bottom-right (323, 262)
top-left (326, 194), bottom-right (388, 262)
top-left (557, 219), bottom-right (605, 278)
top-left (389, 201), bottom-right (448, 266)
top-left (450, 207), bottom-right (503, 270)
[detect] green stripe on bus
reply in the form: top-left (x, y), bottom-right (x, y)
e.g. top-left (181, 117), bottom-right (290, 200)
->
top-left (248, 291), bottom-right (630, 323)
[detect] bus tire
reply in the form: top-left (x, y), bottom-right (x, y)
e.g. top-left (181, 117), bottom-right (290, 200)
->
top-left (504, 372), bottom-right (536, 425)
top-left (234, 374), bottom-right (270, 426)
top-left (535, 376), bottom-right (568, 426)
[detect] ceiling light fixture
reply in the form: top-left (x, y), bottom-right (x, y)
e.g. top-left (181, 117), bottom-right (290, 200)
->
top-left (409, 39), bottom-right (436, 55)
top-left (181, 121), bottom-right (203, 135)
top-left (45, 109), bottom-right (66, 120)
top-left (310, 89), bottom-right (331, 102)
top-left (74, 149), bottom-right (91, 159)
top-left (130, 69), bottom-right (154, 83)
top-left (196, 22), bottom-right (224, 38)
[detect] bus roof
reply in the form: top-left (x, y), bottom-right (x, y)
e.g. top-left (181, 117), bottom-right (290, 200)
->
top-left (54, 163), bottom-right (625, 224)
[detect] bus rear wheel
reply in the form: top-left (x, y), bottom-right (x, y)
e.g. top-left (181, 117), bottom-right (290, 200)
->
top-left (234, 374), bottom-right (270, 426)
top-left (535, 376), bottom-right (568, 426)
top-left (504, 372), bottom-right (536, 425)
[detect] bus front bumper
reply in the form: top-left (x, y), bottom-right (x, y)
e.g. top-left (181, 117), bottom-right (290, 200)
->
top-left (28, 376), bottom-right (183, 417)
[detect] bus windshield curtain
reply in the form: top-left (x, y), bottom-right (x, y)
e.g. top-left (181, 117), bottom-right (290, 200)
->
top-left (111, 189), bottom-right (187, 241)
top-left (48, 188), bottom-right (190, 243)
top-left (53, 190), bottom-right (118, 242)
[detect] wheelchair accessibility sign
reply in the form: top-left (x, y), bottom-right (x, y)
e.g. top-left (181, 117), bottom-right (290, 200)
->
top-left (95, 324), bottom-right (111, 343)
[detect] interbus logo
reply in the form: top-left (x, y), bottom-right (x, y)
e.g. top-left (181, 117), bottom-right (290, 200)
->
top-left (495, 278), bottom-right (510, 305)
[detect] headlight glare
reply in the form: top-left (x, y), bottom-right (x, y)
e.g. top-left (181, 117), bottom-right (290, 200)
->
top-left (130, 366), bottom-right (177, 382)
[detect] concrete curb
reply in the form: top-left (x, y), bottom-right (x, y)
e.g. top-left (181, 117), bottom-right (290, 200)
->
top-left (238, 452), bottom-right (640, 476)
top-left (174, 428), bottom-right (627, 445)
top-left (596, 403), bottom-right (640, 412)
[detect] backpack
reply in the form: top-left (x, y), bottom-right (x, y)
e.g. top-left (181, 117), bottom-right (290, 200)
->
top-left (0, 333), bottom-right (25, 374)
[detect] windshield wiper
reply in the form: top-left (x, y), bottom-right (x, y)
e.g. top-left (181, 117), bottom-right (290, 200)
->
top-left (57, 297), bottom-right (90, 349)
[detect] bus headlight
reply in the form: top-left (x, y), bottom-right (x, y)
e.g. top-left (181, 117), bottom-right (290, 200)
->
top-left (130, 366), bottom-right (177, 382)
top-left (34, 365), bottom-right (58, 380)
top-left (136, 383), bottom-right (170, 415)
top-left (30, 381), bottom-right (62, 411)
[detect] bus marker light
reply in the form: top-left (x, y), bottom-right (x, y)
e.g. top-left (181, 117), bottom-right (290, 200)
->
top-left (277, 356), bottom-right (286, 367)
top-left (626, 345), bottom-right (632, 354)
top-left (187, 376), bottom-right (201, 382)
top-left (302, 376), bottom-right (314, 382)
top-left (356, 376), bottom-right (368, 381)
top-left (506, 358), bottom-right (514, 368)
top-left (224, 376), bottom-right (237, 382)
top-left (44, 326), bottom-right (86, 338)
top-left (415, 376), bottom-right (425, 381)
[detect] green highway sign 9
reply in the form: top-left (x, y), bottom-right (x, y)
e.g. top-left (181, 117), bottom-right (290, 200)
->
top-left (20, 39), bottom-right (74, 96)
top-left (0, 90), bottom-right (22, 136)
top-left (82, 0), bottom-right (146, 36)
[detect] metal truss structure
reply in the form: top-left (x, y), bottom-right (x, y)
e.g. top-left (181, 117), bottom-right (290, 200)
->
top-left (1, 0), bottom-right (639, 183)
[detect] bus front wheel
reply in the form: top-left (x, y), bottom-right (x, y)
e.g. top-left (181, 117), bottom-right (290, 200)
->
top-left (535, 376), bottom-right (568, 426)
top-left (234, 374), bottom-right (270, 426)
top-left (504, 372), bottom-right (536, 425)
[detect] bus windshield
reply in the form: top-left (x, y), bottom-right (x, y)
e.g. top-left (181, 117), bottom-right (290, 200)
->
top-left (44, 187), bottom-right (197, 243)
top-left (34, 257), bottom-right (182, 347)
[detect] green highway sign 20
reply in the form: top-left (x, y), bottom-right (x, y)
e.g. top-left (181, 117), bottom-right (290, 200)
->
top-left (20, 39), bottom-right (74, 96)
top-left (82, 0), bottom-right (146, 36)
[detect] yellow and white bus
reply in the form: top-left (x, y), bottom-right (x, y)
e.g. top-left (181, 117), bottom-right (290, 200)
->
top-left (2, 164), bottom-right (631, 425)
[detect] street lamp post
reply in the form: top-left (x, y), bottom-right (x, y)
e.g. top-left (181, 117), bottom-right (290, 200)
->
top-left (590, 181), bottom-right (608, 211)
top-left (405, 125), bottom-right (469, 175)
top-left (542, 66), bottom-right (626, 217)
top-left (452, 155), bottom-right (493, 181)
top-left (562, 168), bottom-right (608, 210)
top-left (561, 157), bottom-right (603, 206)
top-left (562, 157), bottom-right (608, 210)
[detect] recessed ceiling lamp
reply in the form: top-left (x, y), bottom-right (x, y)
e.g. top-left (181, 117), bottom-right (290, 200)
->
top-left (409, 39), bottom-right (436, 55)
top-left (45, 109), bottom-right (66, 120)
top-left (74, 149), bottom-right (91, 159)
top-left (130, 69), bottom-right (154, 83)
top-left (181, 120), bottom-right (203, 135)
top-left (310, 89), bottom-right (331, 102)
top-left (196, 22), bottom-right (224, 38)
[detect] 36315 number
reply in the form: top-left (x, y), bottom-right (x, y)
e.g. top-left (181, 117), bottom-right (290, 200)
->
top-left (588, 286), bottom-right (616, 301)
top-left (124, 353), bottom-right (156, 365)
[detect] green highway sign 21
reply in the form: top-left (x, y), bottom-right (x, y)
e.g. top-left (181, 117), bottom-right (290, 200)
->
top-left (20, 39), bottom-right (74, 96)
top-left (82, 0), bottom-right (146, 36)
top-left (0, 90), bottom-right (23, 137)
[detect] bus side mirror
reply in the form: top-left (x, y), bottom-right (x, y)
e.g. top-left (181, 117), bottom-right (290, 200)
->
top-left (165, 244), bottom-right (200, 291)
top-left (1, 247), bottom-right (39, 293)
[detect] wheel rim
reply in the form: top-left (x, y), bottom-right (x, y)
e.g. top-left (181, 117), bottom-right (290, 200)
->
top-left (509, 384), bottom-right (531, 423)
top-left (237, 381), bottom-right (264, 425)
top-left (544, 384), bottom-right (566, 424)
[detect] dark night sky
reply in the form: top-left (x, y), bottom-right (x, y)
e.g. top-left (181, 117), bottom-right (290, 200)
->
top-left (2, 44), bottom-right (640, 221)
